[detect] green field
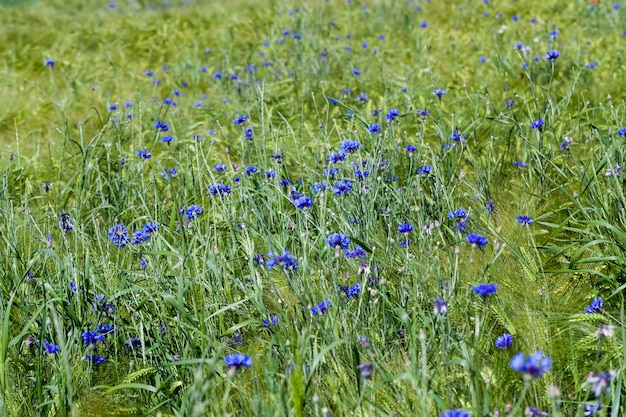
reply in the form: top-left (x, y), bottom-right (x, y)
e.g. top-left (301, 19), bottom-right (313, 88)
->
top-left (1, 0), bottom-right (625, 416)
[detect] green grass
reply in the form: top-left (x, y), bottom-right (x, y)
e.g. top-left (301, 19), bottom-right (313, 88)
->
top-left (0, 0), bottom-right (625, 416)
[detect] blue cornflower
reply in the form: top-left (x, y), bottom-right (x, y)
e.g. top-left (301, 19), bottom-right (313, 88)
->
top-left (58, 210), bottom-right (74, 232)
top-left (368, 123), bottom-right (381, 134)
top-left (209, 183), bottom-right (231, 197)
top-left (514, 161), bottom-right (529, 168)
top-left (265, 169), bottom-right (276, 179)
top-left (136, 149), bottom-right (152, 160)
top-left (585, 371), bottom-right (616, 398)
top-left (416, 109), bottom-right (430, 118)
top-left (82, 330), bottom-right (105, 346)
top-left (42, 340), bottom-right (60, 354)
top-left (585, 297), bottom-right (603, 314)
top-left (448, 208), bottom-right (468, 219)
top-left (324, 168), bottom-right (338, 178)
top-left (85, 355), bottom-right (105, 364)
top-left (584, 402), bottom-right (602, 417)
top-left (132, 230), bottom-right (151, 245)
top-left (45, 59), bottom-right (55, 67)
top-left (450, 129), bottom-right (466, 142)
top-left (405, 144), bottom-right (417, 154)
top-left (545, 50), bottom-right (560, 61)
top-left (312, 182), bottom-right (327, 193)
top-left (466, 232), bottom-right (488, 247)
top-left (617, 128), bottom-right (626, 137)
top-left (495, 333), bottom-right (513, 349)
top-left (509, 351), bottom-right (552, 379)
top-left (185, 205), bottom-right (203, 220)
top-left (417, 165), bottom-right (432, 175)
top-left (245, 165), bottom-right (258, 175)
top-left (357, 363), bottom-right (374, 379)
top-left (506, 99), bottom-right (515, 109)
top-left (154, 120), bottom-right (169, 131)
top-left (327, 233), bottom-right (351, 249)
top-left (486, 199), bottom-right (495, 214)
top-left (310, 300), bottom-right (331, 315)
top-left (108, 224), bottom-right (130, 248)
top-left (354, 170), bottom-right (369, 180)
top-left (245, 127), bottom-right (254, 140)
top-left (530, 119), bottom-right (545, 130)
top-left (293, 195), bottom-right (314, 209)
top-left (398, 223), bottom-right (414, 234)
top-left (440, 410), bottom-right (471, 417)
top-left (341, 140), bottom-right (361, 154)
top-left (266, 249), bottom-right (299, 271)
top-left (139, 258), bottom-right (149, 270)
top-left (339, 282), bottom-right (361, 298)
top-left (109, 103), bottom-right (118, 111)
top-left (432, 88), bottom-right (447, 99)
top-left (327, 151), bottom-right (347, 164)
top-left (225, 353), bottom-right (253, 370)
top-left (434, 297), bottom-right (448, 315)
top-left (526, 407), bottom-right (549, 417)
top-left (161, 135), bottom-right (174, 144)
top-left (232, 114), bottom-right (248, 125)
top-left (516, 215), bottom-right (533, 225)
top-left (279, 179), bottom-right (292, 188)
top-left (385, 108), bottom-right (401, 122)
top-left (126, 337), bottom-right (142, 349)
top-left (161, 168), bottom-right (177, 180)
top-left (357, 92), bottom-right (368, 103)
top-left (344, 245), bottom-right (366, 259)
top-left (96, 323), bottom-right (114, 335)
top-left (213, 163), bottom-right (227, 172)
top-left (472, 283), bottom-right (498, 297)
top-left (263, 316), bottom-right (279, 326)
top-left (333, 180), bottom-right (353, 195)
top-left (455, 219), bottom-right (469, 231)
top-left (143, 222), bottom-right (158, 235)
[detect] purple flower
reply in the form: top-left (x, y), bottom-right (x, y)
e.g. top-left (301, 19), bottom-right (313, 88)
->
top-left (509, 351), bottom-right (552, 379)
top-left (516, 215), bottom-right (533, 225)
top-left (585, 297), bottom-right (603, 314)
top-left (432, 88), bottom-right (447, 99)
top-left (311, 300), bottom-right (331, 315)
top-left (530, 119), bottom-right (545, 130)
top-left (357, 363), bottom-right (374, 379)
top-left (108, 224), bottom-right (130, 248)
top-left (341, 140), bottom-right (361, 154)
top-left (495, 333), bottom-right (513, 349)
top-left (434, 297), bottom-right (448, 315)
top-left (368, 123), bottom-right (381, 134)
top-left (472, 283), bottom-right (497, 297)
top-left (585, 371), bottom-right (616, 398)
top-left (224, 353), bottom-right (253, 370)
top-left (232, 114), bottom-right (248, 125)
top-left (327, 233), bottom-right (350, 249)
top-left (545, 50), bottom-right (560, 61)
top-left (333, 180), bottom-right (353, 195)
top-left (184, 205), bottom-right (203, 220)
top-left (266, 249), bottom-right (299, 271)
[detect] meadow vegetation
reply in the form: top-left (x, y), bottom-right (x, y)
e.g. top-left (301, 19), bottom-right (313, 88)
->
top-left (0, 0), bottom-right (625, 416)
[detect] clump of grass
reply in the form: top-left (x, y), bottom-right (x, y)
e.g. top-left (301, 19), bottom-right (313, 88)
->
top-left (1, 0), bottom-right (625, 416)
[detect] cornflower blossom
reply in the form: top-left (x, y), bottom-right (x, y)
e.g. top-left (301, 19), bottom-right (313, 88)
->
top-left (224, 353), bottom-right (253, 370)
top-left (509, 351), bottom-right (552, 379)
top-left (472, 283), bottom-right (497, 298)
